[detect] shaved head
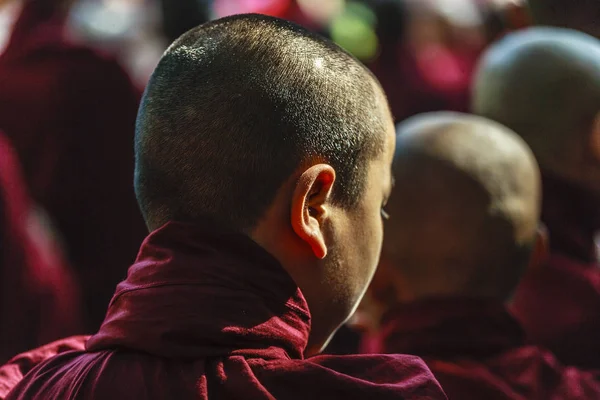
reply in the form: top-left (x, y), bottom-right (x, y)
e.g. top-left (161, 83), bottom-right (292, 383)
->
top-left (529, 0), bottom-right (600, 38)
top-left (135, 14), bottom-right (394, 351)
top-left (383, 112), bottom-right (541, 301)
top-left (473, 27), bottom-right (600, 194)
top-left (135, 14), bottom-right (387, 232)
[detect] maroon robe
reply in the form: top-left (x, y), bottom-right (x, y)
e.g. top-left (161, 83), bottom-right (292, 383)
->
top-left (0, 336), bottom-right (87, 399)
top-left (0, 132), bottom-right (80, 363)
top-left (367, 298), bottom-right (600, 400)
top-left (0, 0), bottom-right (146, 331)
top-left (3, 221), bottom-right (447, 399)
top-left (511, 174), bottom-right (600, 369)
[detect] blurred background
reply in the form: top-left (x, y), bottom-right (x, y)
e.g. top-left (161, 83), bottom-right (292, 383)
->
top-left (66, 0), bottom-right (529, 109)
top-left (0, 0), bottom-right (534, 359)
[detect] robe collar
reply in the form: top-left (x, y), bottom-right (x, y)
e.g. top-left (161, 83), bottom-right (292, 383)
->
top-left (87, 221), bottom-right (311, 360)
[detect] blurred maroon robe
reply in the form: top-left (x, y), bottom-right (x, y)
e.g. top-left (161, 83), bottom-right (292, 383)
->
top-left (0, 0), bottom-right (146, 331)
top-left (368, 43), bottom-right (477, 123)
top-left (0, 132), bottom-right (80, 363)
top-left (2, 221), bottom-right (447, 399)
top-left (511, 174), bottom-right (600, 369)
top-left (367, 298), bottom-right (600, 400)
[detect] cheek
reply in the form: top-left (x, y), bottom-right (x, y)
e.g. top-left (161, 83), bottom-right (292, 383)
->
top-left (371, 216), bottom-right (385, 268)
top-left (358, 207), bottom-right (385, 276)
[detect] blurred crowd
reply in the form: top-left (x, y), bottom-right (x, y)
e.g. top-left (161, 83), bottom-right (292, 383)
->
top-left (0, 0), bottom-right (534, 352)
top-left (0, 0), bottom-right (600, 398)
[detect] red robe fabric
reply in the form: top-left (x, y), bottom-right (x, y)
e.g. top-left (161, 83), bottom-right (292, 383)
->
top-left (367, 298), bottom-right (600, 400)
top-left (0, 0), bottom-right (146, 331)
top-left (511, 174), bottom-right (600, 369)
top-left (3, 221), bottom-right (447, 399)
top-left (0, 336), bottom-right (87, 399)
top-left (0, 132), bottom-right (80, 363)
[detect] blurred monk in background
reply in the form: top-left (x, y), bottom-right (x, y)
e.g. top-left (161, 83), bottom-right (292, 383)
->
top-left (355, 112), bottom-right (600, 399)
top-left (474, 27), bottom-right (600, 369)
top-left (0, 0), bottom-right (146, 331)
top-left (1, 14), bottom-right (447, 399)
top-left (0, 132), bottom-right (80, 363)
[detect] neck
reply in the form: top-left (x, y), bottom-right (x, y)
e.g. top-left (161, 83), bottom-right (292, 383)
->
top-left (541, 172), bottom-right (600, 263)
top-left (252, 195), bottom-right (345, 356)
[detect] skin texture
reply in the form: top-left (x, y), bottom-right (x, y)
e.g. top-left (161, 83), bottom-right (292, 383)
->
top-left (253, 88), bottom-right (396, 354)
top-left (354, 112), bottom-right (542, 332)
top-left (473, 27), bottom-right (600, 196)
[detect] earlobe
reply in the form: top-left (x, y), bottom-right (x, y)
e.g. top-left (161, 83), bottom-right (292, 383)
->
top-left (290, 164), bottom-right (336, 259)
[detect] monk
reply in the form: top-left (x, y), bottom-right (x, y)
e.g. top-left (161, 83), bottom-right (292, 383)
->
top-left (0, 0), bottom-right (146, 331)
top-left (0, 132), bottom-right (80, 364)
top-left (355, 111), bottom-right (600, 399)
top-left (528, 0), bottom-right (600, 38)
top-left (473, 27), bottom-right (600, 369)
top-left (2, 14), bottom-right (447, 399)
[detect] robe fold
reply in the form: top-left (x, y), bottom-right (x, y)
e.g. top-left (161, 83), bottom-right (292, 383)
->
top-left (0, 336), bottom-right (87, 399)
top-left (511, 174), bottom-right (600, 369)
top-left (368, 298), bottom-right (600, 399)
top-left (4, 221), bottom-right (447, 399)
top-left (0, 0), bottom-right (146, 331)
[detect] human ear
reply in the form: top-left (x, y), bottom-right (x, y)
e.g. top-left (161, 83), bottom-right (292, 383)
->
top-left (290, 164), bottom-right (336, 259)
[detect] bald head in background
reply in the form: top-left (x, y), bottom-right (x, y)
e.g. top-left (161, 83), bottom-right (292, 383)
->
top-left (356, 111), bottom-right (600, 400)
top-left (378, 112), bottom-right (541, 303)
top-left (473, 27), bottom-right (600, 196)
top-left (528, 0), bottom-right (600, 38)
top-left (474, 27), bottom-right (600, 370)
